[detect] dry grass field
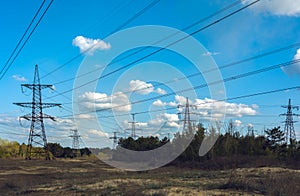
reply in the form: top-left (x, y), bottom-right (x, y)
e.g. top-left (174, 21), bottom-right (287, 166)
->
top-left (0, 158), bottom-right (299, 195)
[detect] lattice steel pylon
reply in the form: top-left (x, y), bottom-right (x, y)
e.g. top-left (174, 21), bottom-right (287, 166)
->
top-left (14, 65), bottom-right (61, 160)
top-left (69, 129), bottom-right (80, 157)
top-left (280, 99), bottom-right (299, 144)
top-left (126, 113), bottom-right (141, 139)
top-left (178, 97), bottom-right (197, 134)
top-left (109, 131), bottom-right (120, 149)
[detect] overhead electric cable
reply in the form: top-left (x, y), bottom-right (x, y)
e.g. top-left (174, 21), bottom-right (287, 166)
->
top-left (45, 0), bottom-right (260, 100)
top-left (60, 57), bottom-right (300, 110)
top-left (40, 0), bottom-right (161, 79)
top-left (59, 85), bottom-right (300, 119)
top-left (46, 0), bottom-right (245, 85)
top-left (0, 0), bottom-right (54, 80)
top-left (0, 0), bottom-right (46, 77)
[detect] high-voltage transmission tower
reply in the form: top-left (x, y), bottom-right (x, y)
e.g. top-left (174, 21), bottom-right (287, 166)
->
top-left (126, 113), bottom-right (141, 139)
top-left (280, 99), bottom-right (299, 144)
top-left (14, 65), bottom-right (61, 160)
top-left (178, 97), bottom-right (197, 134)
top-left (69, 129), bottom-right (80, 157)
top-left (109, 131), bottom-right (120, 149)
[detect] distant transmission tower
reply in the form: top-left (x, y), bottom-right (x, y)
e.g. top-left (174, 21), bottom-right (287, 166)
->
top-left (69, 129), bottom-right (80, 157)
top-left (280, 99), bottom-right (299, 144)
top-left (14, 65), bottom-right (61, 160)
top-left (126, 113), bottom-right (141, 139)
top-left (178, 97), bottom-right (197, 134)
top-left (109, 131), bottom-right (120, 149)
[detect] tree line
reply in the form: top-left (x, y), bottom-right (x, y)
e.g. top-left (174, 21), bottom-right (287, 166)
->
top-left (1, 122), bottom-right (299, 169)
top-left (0, 139), bottom-right (91, 159)
top-left (114, 123), bottom-right (300, 168)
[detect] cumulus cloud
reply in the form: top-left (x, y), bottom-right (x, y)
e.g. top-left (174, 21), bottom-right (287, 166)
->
top-left (129, 80), bottom-right (154, 95)
top-left (153, 95), bottom-right (257, 119)
top-left (47, 117), bottom-right (77, 131)
top-left (194, 98), bottom-right (257, 118)
top-left (12, 75), bottom-right (27, 82)
top-left (120, 112), bottom-right (180, 136)
top-left (129, 80), bottom-right (167, 95)
top-left (175, 95), bottom-right (187, 105)
top-left (281, 49), bottom-right (300, 76)
top-left (202, 51), bottom-right (220, 56)
top-left (234, 120), bottom-right (242, 127)
top-left (152, 100), bottom-right (177, 107)
top-left (149, 113), bottom-right (180, 129)
top-left (79, 91), bottom-right (131, 112)
top-left (156, 87), bottom-right (167, 95)
top-left (87, 129), bottom-right (109, 137)
top-left (72, 35), bottom-right (111, 55)
top-left (242, 0), bottom-right (300, 16)
top-left (75, 114), bottom-right (96, 119)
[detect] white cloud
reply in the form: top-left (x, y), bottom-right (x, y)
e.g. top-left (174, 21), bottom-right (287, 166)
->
top-left (152, 100), bottom-right (177, 107)
top-left (129, 80), bottom-right (167, 95)
top-left (161, 113), bottom-right (179, 122)
top-left (154, 96), bottom-right (257, 120)
top-left (234, 120), bottom-right (242, 127)
top-left (149, 113), bottom-right (180, 129)
top-left (76, 114), bottom-right (95, 119)
top-left (247, 123), bottom-right (253, 127)
top-left (79, 91), bottom-right (131, 112)
top-left (136, 122), bottom-right (148, 128)
top-left (175, 95), bottom-right (187, 105)
top-left (242, 0), bottom-right (300, 16)
top-left (0, 115), bottom-right (18, 125)
top-left (72, 35), bottom-right (111, 55)
top-left (281, 48), bottom-right (300, 76)
top-left (12, 75), bottom-right (27, 82)
top-left (87, 129), bottom-right (109, 137)
top-left (129, 80), bottom-right (154, 95)
top-left (156, 87), bottom-right (167, 95)
top-left (192, 98), bottom-right (257, 118)
top-left (48, 117), bottom-right (77, 131)
top-left (202, 51), bottom-right (220, 56)
top-left (153, 100), bottom-right (166, 107)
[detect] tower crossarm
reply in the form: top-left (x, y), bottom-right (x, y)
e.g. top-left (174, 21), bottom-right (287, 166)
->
top-left (42, 113), bottom-right (56, 121)
top-left (13, 102), bottom-right (33, 108)
top-left (19, 114), bottom-right (32, 121)
top-left (42, 103), bottom-right (61, 109)
top-left (280, 113), bottom-right (300, 116)
top-left (13, 102), bottom-right (61, 109)
top-left (21, 84), bottom-right (53, 90)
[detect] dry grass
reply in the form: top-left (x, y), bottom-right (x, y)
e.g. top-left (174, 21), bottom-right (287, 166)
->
top-left (0, 158), bottom-right (298, 195)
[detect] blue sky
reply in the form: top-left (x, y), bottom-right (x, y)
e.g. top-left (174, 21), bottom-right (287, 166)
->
top-left (0, 0), bottom-right (299, 148)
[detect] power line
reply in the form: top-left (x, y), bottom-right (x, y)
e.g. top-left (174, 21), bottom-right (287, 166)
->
top-left (43, 0), bottom-right (260, 98)
top-left (46, 0), bottom-right (246, 86)
top-left (61, 85), bottom-right (300, 120)
top-left (0, 0), bottom-right (54, 80)
top-left (59, 43), bottom-right (300, 106)
top-left (110, 0), bottom-right (160, 35)
top-left (37, 0), bottom-right (135, 77)
top-left (0, 0), bottom-right (46, 77)
top-left (58, 54), bottom-right (298, 118)
top-left (40, 0), bottom-right (161, 80)
top-left (66, 57), bottom-right (300, 116)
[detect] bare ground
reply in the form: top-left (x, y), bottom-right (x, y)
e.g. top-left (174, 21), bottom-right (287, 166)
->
top-left (0, 158), bottom-right (299, 195)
